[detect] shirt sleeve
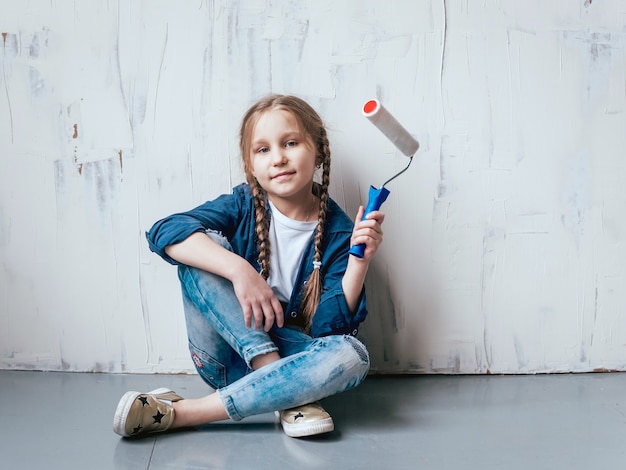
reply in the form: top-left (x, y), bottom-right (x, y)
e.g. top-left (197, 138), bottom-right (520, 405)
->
top-left (146, 185), bottom-right (245, 265)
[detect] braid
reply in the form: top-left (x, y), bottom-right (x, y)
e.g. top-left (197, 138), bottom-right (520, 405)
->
top-left (301, 127), bottom-right (331, 332)
top-left (251, 180), bottom-right (271, 280)
top-left (313, 129), bottom-right (331, 265)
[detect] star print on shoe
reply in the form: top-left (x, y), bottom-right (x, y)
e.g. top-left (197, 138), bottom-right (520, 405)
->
top-left (279, 402), bottom-right (334, 438)
top-left (113, 387), bottom-right (184, 437)
top-left (153, 409), bottom-right (166, 423)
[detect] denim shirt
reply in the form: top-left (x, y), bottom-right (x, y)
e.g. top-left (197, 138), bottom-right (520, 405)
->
top-left (146, 183), bottom-right (368, 338)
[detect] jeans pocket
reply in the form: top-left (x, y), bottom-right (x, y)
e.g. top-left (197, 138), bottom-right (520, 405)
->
top-left (188, 341), bottom-right (228, 389)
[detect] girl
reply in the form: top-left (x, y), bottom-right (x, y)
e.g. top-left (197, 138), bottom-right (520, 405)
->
top-left (113, 94), bottom-right (385, 438)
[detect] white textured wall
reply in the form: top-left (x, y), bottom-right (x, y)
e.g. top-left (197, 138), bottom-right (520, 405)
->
top-left (1, 0), bottom-right (625, 374)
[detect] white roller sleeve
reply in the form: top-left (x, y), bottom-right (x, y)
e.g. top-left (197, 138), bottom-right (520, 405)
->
top-left (362, 99), bottom-right (419, 157)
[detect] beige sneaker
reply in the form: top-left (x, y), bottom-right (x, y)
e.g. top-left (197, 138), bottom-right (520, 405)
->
top-left (113, 387), bottom-right (184, 437)
top-left (279, 402), bottom-right (334, 438)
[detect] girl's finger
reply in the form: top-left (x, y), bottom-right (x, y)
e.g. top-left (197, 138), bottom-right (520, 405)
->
top-left (365, 210), bottom-right (385, 224)
top-left (261, 300), bottom-right (276, 332)
top-left (353, 205), bottom-right (365, 225)
top-left (243, 305), bottom-right (253, 329)
top-left (271, 298), bottom-right (285, 328)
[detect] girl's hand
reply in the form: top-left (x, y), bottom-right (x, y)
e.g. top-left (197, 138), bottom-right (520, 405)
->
top-left (165, 232), bottom-right (283, 331)
top-left (232, 264), bottom-right (284, 331)
top-left (350, 206), bottom-right (385, 262)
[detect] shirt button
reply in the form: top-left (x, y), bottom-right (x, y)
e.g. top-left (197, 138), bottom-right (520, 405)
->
top-left (352, 329), bottom-right (358, 336)
top-left (290, 311), bottom-right (298, 318)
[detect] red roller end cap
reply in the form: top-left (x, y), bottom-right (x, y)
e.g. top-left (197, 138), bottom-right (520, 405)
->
top-left (363, 99), bottom-right (379, 115)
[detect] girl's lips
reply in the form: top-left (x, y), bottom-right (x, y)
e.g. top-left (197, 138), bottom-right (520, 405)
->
top-left (272, 171), bottom-right (295, 179)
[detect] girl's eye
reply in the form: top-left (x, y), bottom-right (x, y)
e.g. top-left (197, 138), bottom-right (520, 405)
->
top-left (257, 147), bottom-right (269, 153)
top-left (285, 140), bottom-right (297, 148)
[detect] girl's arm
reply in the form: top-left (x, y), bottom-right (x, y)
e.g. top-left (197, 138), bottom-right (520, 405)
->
top-left (342, 207), bottom-right (385, 313)
top-left (165, 232), bottom-right (284, 331)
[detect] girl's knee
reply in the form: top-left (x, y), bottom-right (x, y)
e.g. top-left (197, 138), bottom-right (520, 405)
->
top-left (323, 335), bottom-right (370, 383)
top-left (177, 232), bottom-right (233, 283)
top-left (204, 230), bottom-right (233, 250)
top-left (342, 335), bottom-right (370, 366)
top-left (343, 336), bottom-right (370, 382)
top-left (177, 263), bottom-right (225, 292)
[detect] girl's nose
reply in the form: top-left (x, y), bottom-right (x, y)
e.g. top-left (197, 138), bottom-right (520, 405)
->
top-left (271, 148), bottom-right (286, 165)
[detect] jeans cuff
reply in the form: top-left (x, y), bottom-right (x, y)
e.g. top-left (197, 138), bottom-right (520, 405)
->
top-left (242, 342), bottom-right (279, 369)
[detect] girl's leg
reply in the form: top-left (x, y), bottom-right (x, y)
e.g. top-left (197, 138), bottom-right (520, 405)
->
top-left (177, 231), bottom-right (369, 420)
top-left (171, 279), bottom-right (246, 426)
top-left (177, 248), bottom-right (369, 422)
top-left (180, 272), bottom-right (251, 390)
top-left (178, 260), bottom-right (279, 376)
top-left (114, 232), bottom-right (282, 436)
top-left (217, 326), bottom-right (370, 421)
top-left (114, 230), bottom-right (369, 435)
top-left (170, 231), bottom-right (282, 427)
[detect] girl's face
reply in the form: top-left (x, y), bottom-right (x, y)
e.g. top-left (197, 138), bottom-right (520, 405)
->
top-left (249, 108), bottom-right (318, 212)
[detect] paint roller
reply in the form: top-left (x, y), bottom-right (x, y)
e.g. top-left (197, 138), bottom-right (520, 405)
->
top-left (349, 99), bottom-right (419, 258)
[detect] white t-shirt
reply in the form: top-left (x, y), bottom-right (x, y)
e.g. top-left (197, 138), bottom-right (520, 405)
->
top-left (266, 201), bottom-right (317, 303)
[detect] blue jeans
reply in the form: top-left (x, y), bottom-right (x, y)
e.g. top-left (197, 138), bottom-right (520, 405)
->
top-left (178, 232), bottom-right (370, 421)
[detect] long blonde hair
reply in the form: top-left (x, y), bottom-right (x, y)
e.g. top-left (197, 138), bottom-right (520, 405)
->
top-left (240, 95), bottom-right (331, 332)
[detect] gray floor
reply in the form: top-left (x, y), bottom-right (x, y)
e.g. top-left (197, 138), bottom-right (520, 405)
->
top-left (1, 371), bottom-right (625, 469)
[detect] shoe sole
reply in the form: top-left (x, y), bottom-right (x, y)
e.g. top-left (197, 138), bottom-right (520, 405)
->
top-left (280, 416), bottom-right (335, 438)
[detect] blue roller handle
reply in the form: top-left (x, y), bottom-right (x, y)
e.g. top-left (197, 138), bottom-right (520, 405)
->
top-left (349, 185), bottom-right (390, 258)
